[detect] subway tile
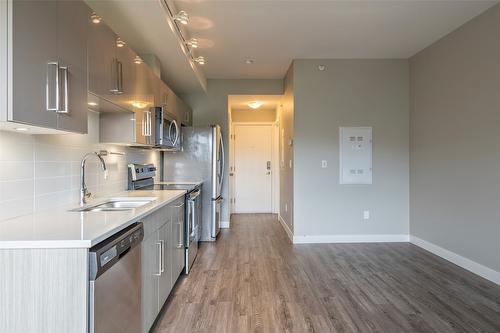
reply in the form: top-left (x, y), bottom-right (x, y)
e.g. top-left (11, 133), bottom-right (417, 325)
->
top-left (0, 161), bottom-right (34, 181)
top-left (35, 161), bottom-right (71, 178)
top-left (35, 176), bottom-right (72, 196)
top-left (0, 179), bottom-right (34, 202)
top-left (0, 197), bottom-right (34, 221)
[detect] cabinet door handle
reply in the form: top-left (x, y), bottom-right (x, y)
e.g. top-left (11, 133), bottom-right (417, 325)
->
top-left (57, 66), bottom-right (69, 114)
top-left (177, 222), bottom-right (184, 248)
top-left (110, 58), bottom-right (121, 93)
top-left (46, 62), bottom-right (59, 112)
top-left (154, 242), bottom-right (162, 276)
top-left (117, 60), bottom-right (123, 93)
top-left (160, 239), bottom-right (165, 273)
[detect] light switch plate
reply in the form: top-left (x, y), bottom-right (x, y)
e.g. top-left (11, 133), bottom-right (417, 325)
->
top-left (321, 160), bottom-right (328, 168)
top-left (363, 210), bottom-right (370, 220)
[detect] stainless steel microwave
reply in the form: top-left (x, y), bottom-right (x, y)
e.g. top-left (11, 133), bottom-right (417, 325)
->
top-left (151, 107), bottom-right (181, 150)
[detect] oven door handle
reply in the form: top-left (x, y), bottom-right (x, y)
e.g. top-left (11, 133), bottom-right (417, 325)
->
top-left (188, 189), bottom-right (201, 200)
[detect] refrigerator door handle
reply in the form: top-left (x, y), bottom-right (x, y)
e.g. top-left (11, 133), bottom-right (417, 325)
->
top-left (219, 133), bottom-right (225, 193)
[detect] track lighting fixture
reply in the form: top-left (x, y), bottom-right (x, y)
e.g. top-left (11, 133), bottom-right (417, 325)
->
top-left (90, 12), bottom-right (102, 24)
top-left (173, 11), bottom-right (189, 25)
top-left (193, 56), bottom-right (205, 65)
top-left (116, 37), bottom-right (126, 48)
top-left (186, 38), bottom-right (199, 49)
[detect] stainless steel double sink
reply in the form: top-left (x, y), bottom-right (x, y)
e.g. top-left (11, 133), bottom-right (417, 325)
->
top-left (71, 197), bottom-right (156, 212)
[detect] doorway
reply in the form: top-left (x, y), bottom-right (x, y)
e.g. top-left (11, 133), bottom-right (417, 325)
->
top-left (228, 95), bottom-right (281, 215)
top-left (233, 124), bottom-right (273, 213)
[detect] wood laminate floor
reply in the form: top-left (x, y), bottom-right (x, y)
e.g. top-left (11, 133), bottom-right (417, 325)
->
top-left (153, 214), bottom-right (500, 333)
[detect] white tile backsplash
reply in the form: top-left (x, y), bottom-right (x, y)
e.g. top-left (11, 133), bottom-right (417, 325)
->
top-left (0, 111), bottom-right (160, 221)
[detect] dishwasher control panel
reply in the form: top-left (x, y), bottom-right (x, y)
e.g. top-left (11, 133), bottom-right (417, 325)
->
top-left (89, 222), bottom-right (144, 280)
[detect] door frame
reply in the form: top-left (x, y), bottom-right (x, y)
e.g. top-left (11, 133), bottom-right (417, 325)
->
top-left (229, 122), bottom-right (280, 215)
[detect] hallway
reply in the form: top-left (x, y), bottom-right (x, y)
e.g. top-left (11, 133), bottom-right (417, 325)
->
top-left (153, 214), bottom-right (500, 333)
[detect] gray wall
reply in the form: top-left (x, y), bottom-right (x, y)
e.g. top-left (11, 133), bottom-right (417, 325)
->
top-left (293, 59), bottom-right (410, 237)
top-left (181, 79), bottom-right (284, 223)
top-left (278, 65), bottom-right (295, 232)
top-left (410, 4), bottom-right (500, 272)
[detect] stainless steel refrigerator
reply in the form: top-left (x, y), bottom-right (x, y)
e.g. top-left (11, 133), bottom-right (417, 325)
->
top-left (163, 125), bottom-right (224, 241)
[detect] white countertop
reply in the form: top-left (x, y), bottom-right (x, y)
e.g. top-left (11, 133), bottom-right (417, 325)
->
top-left (0, 190), bottom-right (186, 249)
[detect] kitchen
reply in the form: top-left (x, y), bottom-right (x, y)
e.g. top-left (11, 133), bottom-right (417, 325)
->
top-left (2, 1), bottom-right (500, 332)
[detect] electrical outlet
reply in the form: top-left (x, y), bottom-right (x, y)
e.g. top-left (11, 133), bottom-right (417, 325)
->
top-left (363, 210), bottom-right (370, 220)
top-left (321, 160), bottom-right (328, 168)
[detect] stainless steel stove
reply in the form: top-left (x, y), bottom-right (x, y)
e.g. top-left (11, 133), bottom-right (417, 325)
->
top-left (128, 164), bottom-right (201, 274)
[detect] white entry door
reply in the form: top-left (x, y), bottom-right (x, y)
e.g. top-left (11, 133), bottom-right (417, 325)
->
top-left (234, 125), bottom-right (273, 213)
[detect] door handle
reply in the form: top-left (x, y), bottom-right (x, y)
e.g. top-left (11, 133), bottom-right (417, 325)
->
top-left (177, 222), bottom-right (183, 248)
top-left (46, 62), bottom-right (59, 112)
top-left (57, 66), bottom-right (69, 114)
top-left (117, 60), bottom-right (123, 93)
top-left (160, 239), bottom-right (165, 273)
top-left (154, 242), bottom-right (162, 276)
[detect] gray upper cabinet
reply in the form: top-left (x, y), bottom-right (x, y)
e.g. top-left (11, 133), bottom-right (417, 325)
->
top-left (56, 1), bottom-right (89, 133)
top-left (4, 0), bottom-right (89, 133)
top-left (87, 18), bottom-right (116, 101)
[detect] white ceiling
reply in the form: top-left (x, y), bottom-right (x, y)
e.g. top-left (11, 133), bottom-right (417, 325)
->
top-left (86, 0), bottom-right (498, 93)
top-left (175, 0), bottom-right (498, 79)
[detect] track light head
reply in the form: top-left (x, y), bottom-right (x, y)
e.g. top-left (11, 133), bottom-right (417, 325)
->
top-left (173, 11), bottom-right (189, 25)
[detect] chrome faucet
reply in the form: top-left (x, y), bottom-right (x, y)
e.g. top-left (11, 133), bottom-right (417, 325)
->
top-left (80, 151), bottom-right (107, 205)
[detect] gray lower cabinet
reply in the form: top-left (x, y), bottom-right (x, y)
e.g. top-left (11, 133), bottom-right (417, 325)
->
top-left (3, 0), bottom-right (89, 133)
top-left (171, 200), bottom-right (185, 278)
top-left (142, 198), bottom-right (185, 333)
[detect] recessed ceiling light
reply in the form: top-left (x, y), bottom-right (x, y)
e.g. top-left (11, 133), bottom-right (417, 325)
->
top-left (116, 37), bottom-right (126, 48)
top-left (194, 56), bottom-right (205, 65)
top-left (90, 12), bottom-right (102, 24)
top-left (87, 102), bottom-right (98, 106)
top-left (14, 127), bottom-right (29, 131)
top-left (173, 11), bottom-right (189, 25)
top-left (245, 59), bottom-right (255, 65)
top-left (247, 101), bottom-right (263, 109)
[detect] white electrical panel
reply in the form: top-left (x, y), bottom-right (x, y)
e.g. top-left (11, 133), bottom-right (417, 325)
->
top-left (339, 127), bottom-right (372, 184)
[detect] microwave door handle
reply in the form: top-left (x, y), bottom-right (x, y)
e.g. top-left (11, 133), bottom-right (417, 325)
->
top-left (168, 120), bottom-right (174, 144)
top-left (171, 120), bottom-right (180, 146)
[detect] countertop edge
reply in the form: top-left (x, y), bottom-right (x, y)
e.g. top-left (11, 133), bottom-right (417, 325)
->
top-left (0, 190), bottom-right (187, 250)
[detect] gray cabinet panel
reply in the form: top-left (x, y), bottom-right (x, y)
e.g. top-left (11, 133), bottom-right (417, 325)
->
top-left (172, 199), bottom-right (185, 279)
top-left (158, 219), bottom-right (172, 307)
top-left (56, 0), bottom-right (89, 133)
top-left (141, 230), bottom-right (160, 333)
top-left (11, 0), bottom-right (58, 128)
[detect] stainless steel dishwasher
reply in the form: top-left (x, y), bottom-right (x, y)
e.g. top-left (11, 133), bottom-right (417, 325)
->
top-left (88, 222), bottom-right (144, 333)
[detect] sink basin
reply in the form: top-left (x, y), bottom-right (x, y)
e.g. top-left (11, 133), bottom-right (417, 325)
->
top-left (71, 197), bottom-right (156, 212)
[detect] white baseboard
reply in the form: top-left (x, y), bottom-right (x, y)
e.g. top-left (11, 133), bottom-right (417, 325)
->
top-left (410, 235), bottom-right (500, 286)
top-left (220, 221), bottom-right (230, 229)
top-left (293, 234), bottom-right (410, 244)
top-left (278, 214), bottom-right (293, 242)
